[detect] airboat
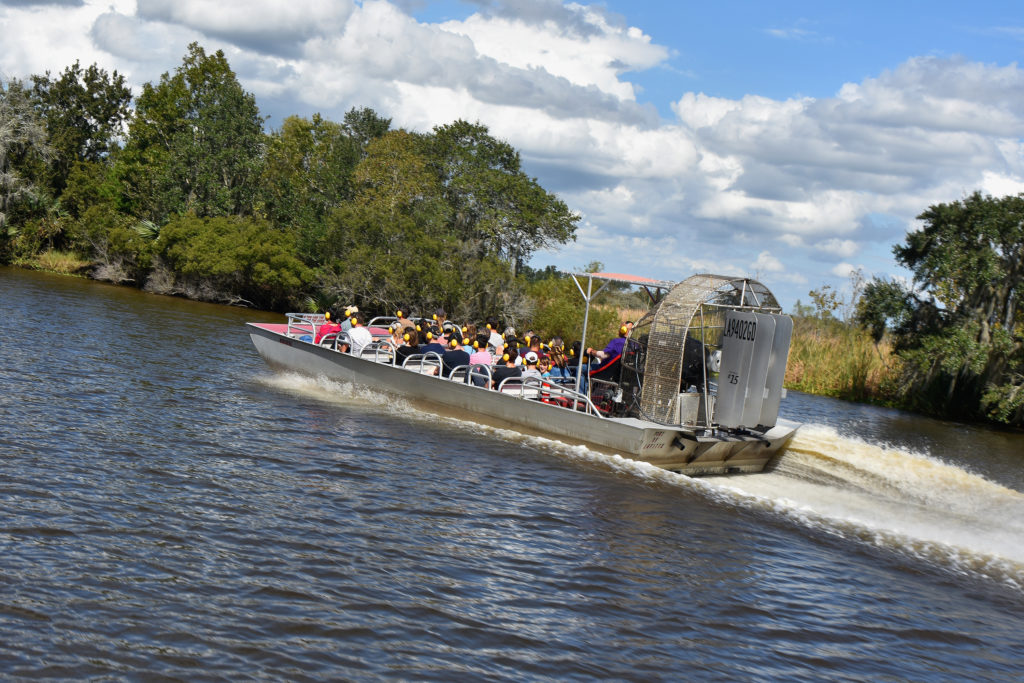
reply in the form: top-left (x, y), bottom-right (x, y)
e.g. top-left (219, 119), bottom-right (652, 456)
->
top-left (247, 273), bottom-right (798, 475)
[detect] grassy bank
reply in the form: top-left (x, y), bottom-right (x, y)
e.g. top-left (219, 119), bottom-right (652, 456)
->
top-left (784, 317), bottom-right (899, 404)
top-left (13, 249), bottom-right (91, 276)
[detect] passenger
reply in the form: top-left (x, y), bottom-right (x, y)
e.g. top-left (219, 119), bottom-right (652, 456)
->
top-left (486, 317), bottom-right (504, 356)
top-left (341, 305), bottom-right (358, 332)
top-left (513, 334), bottom-right (540, 366)
top-left (546, 338), bottom-right (571, 379)
top-left (432, 307), bottom-right (448, 330)
top-left (461, 323), bottom-right (477, 353)
top-left (334, 332), bottom-right (352, 354)
top-left (419, 326), bottom-right (447, 357)
top-left (387, 321), bottom-right (405, 361)
top-left (395, 307), bottom-right (414, 331)
top-left (441, 336), bottom-right (471, 377)
top-left (491, 347), bottom-right (523, 389)
top-left (314, 310), bottom-right (342, 345)
top-left (527, 334), bottom-right (547, 360)
top-left (395, 327), bottom-right (420, 366)
top-left (468, 333), bottom-right (493, 367)
top-left (347, 312), bottom-right (373, 356)
top-left (521, 351), bottom-right (542, 380)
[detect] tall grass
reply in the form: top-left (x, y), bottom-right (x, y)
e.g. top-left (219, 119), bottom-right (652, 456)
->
top-left (785, 317), bottom-right (898, 403)
top-left (18, 249), bottom-right (91, 275)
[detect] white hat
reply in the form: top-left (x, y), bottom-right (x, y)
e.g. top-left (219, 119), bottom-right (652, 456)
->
top-left (524, 351), bottom-right (539, 364)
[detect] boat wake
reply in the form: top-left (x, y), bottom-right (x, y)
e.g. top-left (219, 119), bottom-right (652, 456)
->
top-left (704, 425), bottom-right (1024, 591)
top-left (256, 372), bottom-right (1024, 591)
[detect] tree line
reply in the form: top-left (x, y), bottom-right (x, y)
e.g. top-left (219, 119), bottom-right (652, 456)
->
top-left (0, 43), bottom-right (582, 327)
top-left (791, 193), bottom-right (1024, 426)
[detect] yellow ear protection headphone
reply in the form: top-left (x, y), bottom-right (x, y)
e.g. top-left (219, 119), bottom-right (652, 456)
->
top-left (416, 324), bottom-right (421, 331)
top-left (473, 340), bottom-right (480, 349)
top-left (426, 331), bottom-right (433, 340)
top-left (462, 337), bottom-right (470, 345)
top-left (486, 323), bottom-right (492, 330)
top-left (502, 353), bottom-right (510, 362)
top-left (324, 311), bottom-right (331, 320)
top-left (396, 310), bottom-right (403, 318)
top-left (620, 325), bottom-right (628, 334)
top-left (432, 313), bottom-right (438, 320)
top-left (450, 338), bottom-right (459, 348)
top-left (404, 333), bottom-right (411, 342)
top-left (461, 326), bottom-right (467, 333)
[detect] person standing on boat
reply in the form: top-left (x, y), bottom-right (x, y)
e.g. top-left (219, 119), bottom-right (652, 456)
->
top-left (348, 312), bottom-right (373, 356)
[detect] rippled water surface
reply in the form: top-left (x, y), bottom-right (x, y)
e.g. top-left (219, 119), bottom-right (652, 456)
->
top-left (2, 266), bottom-right (1023, 681)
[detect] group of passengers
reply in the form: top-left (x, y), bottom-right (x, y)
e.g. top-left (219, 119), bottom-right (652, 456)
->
top-left (312, 305), bottom-right (373, 356)
top-left (315, 305), bottom-right (632, 391)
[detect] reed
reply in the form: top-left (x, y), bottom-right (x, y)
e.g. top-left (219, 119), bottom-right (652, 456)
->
top-left (784, 317), bottom-right (898, 403)
top-left (22, 249), bottom-right (91, 275)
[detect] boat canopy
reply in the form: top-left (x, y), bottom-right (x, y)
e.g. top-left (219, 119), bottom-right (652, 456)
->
top-left (629, 274), bottom-right (783, 425)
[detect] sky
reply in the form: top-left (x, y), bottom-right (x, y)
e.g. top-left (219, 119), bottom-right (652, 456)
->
top-left (2, 0), bottom-right (1023, 309)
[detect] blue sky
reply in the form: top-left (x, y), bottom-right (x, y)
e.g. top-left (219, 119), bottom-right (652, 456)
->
top-left (2, 0), bottom-right (1023, 310)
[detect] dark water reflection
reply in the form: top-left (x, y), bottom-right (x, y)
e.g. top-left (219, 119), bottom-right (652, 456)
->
top-left (2, 267), bottom-right (1022, 680)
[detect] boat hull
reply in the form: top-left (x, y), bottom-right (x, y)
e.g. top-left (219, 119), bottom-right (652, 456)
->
top-left (248, 323), bottom-right (796, 475)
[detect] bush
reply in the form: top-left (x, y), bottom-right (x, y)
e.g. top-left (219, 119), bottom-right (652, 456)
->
top-left (153, 214), bottom-right (311, 308)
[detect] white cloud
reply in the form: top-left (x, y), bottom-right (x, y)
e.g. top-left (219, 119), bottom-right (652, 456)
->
top-left (754, 251), bottom-right (785, 272)
top-left (440, 3), bottom-right (668, 101)
top-left (135, 0), bottom-right (355, 55)
top-left (815, 238), bottom-right (859, 258)
top-left (831, 262), bottom-right (858, 278)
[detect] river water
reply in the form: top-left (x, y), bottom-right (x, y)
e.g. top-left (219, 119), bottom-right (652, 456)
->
top-left (2, 266), bottom-right (1022, 681)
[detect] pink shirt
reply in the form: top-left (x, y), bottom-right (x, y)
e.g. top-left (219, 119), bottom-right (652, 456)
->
top-left (469, 350), bottom-right (493, 366)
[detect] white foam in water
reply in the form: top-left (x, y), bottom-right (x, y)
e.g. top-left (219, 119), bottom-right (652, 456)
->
top-left (257, 373), bottom-right (1024, 590)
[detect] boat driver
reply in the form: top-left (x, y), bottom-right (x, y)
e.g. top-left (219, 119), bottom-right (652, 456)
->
top-left (586, 323), bottom-right (631, 364)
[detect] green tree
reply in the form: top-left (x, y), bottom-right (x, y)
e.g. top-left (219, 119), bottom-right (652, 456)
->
top-left (153, 214), bottom-right (310, 308)
top-left (0, 77), bottom-right (51, 256)
top-left (260, 114), bottom-right (361, 262)
top-left (808, 284), bottom-right (839, 321)
top-left (320, 129), bottom-right (454, 310)
top-left (428, 119), bottom-right (578, 275)
top-left (526, 274), bottom-right (620, 346)
top-left (342, 106), bottom-right (391, 153)
top-left (117, 43), bottom-right (264, 223)
top-left (29, 61), bottom-right (131, 196)
top-left (856, 192), bottom-right (1024, 423)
